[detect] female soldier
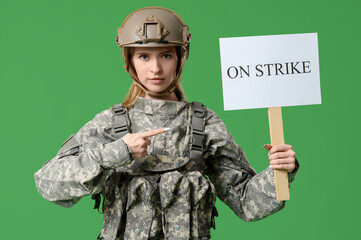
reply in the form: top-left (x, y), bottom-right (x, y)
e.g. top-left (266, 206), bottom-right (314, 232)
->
top-left (34, 6), bottom-right (298, 240)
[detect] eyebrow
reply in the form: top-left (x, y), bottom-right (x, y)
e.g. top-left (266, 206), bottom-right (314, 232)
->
top-left (159, 50), bottom-right (174, 54)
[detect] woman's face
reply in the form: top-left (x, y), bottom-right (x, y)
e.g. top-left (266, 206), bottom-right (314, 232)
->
top-left (132, 46), bottom-right (178, 95)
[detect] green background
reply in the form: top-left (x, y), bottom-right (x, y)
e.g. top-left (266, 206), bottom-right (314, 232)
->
top-left (1, 0), bottom-right (360, 239)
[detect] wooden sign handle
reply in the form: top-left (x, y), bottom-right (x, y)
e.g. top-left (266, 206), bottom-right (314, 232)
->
top-left (268, 107), bottom-right (290, 201)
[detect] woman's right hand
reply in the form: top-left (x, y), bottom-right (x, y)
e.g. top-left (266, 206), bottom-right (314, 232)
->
top-left (122, 128), bottom-right (168, 159)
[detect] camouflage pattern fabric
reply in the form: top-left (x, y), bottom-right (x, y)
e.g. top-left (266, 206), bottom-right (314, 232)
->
top-left (34, 97), bottom-right (298, 240)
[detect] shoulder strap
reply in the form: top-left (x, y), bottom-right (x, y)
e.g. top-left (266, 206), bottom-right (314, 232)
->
top-left (92, 104), bottom-right (129, 213)
top-left (112, 103), bottom-right (129, 139)
top-left (190, 102), bottom-right (206, 159)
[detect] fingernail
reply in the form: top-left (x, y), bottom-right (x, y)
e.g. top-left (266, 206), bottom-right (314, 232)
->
top-left (164, 127), bottom-right (170, 132)
top-left (263, 144), bottom-right (267, 148)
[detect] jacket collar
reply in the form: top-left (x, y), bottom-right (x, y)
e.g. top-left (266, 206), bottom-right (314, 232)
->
top-left (132, 97), bottom-right (188, 115)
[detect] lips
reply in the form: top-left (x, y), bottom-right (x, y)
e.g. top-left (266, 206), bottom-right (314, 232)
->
top-left (148, 77), bottom-right (164, 84)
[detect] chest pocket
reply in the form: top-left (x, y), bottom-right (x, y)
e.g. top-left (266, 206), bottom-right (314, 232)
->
top-left (139, 154), bottom-right (190, 172)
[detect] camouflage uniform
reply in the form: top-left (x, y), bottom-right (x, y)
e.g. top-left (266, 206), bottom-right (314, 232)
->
top-left (34, 97), bottom-right (297, 240)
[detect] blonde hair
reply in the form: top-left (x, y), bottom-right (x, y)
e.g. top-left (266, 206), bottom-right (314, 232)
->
top-left (121, 47), bottom-right (187, 108)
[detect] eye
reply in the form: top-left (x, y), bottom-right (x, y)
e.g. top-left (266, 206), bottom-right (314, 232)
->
top-left (139, 54), bottom-right (149, 60)
top-left (162, 53), bottom-right (172, 59)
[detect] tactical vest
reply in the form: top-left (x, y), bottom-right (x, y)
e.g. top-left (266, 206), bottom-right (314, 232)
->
top-left (95, 102), bottom-right (217, 240)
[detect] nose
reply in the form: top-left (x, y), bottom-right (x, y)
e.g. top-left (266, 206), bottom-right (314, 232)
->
top-left (150, 58), bottom-right (161, 74)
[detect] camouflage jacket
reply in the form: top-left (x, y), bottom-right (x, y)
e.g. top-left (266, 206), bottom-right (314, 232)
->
top-left (34, 97), bottom-right (297, 240)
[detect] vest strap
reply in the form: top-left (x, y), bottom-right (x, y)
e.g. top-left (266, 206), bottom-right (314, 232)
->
top-left (190, 102), bottom-right (206, 159)
top-left (92, 104), bottom-right (130, 214)
top-left (112, 104), bottom-right (129, 139)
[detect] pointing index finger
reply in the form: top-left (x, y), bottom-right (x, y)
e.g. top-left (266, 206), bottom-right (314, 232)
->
top-left (139, 128), bottom-right (169, 138)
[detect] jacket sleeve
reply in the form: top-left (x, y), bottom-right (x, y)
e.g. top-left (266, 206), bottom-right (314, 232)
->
top-left (34, 109), bottom-right (132, 208)
top-left (204, 109), bottom-right (298, 222)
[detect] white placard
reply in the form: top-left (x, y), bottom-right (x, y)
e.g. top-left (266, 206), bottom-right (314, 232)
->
top-left (219, 33), bottom-right (321, 110)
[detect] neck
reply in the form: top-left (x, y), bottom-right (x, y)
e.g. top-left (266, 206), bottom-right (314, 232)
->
top-left (145, 91), bottom-right (179, 101)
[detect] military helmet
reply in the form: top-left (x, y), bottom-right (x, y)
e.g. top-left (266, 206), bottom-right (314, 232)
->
top-left (116, 6), bottom-right (190, 57)
top-left (116, 7), bottom-right (191, 98)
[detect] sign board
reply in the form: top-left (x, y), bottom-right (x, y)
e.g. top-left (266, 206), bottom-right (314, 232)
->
top-left (219, 33), bottom-right (321, 111)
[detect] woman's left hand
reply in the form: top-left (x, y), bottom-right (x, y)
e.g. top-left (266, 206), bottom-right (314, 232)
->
top-left (264, 144), bottom-right (296, 173)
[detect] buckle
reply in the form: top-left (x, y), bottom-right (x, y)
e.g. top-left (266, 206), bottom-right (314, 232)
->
top-left (193, 102), bottom-right (205, 118)
top-left (114, 125), bottom-right (128, 133)
top-left (113, 107), bottom-right (126, 115)
top-left (194, 108), bottom-right (204, 118)
top-left (191, 130), bottom-right (204, 151)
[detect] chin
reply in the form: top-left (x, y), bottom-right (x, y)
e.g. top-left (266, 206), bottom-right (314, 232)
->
top-left (148, 87), bottom-right (167, 93)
